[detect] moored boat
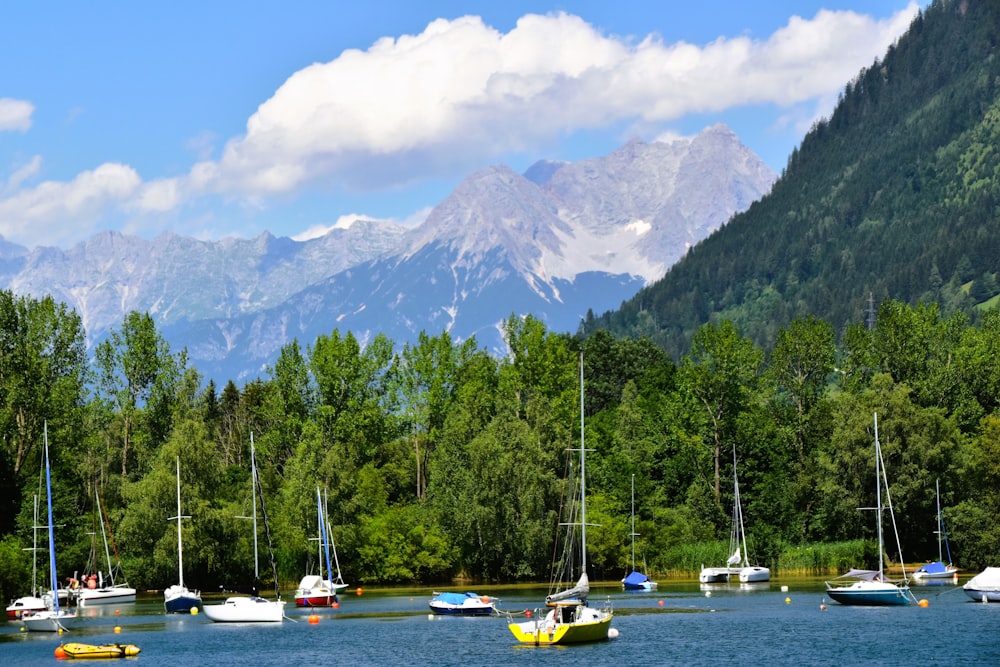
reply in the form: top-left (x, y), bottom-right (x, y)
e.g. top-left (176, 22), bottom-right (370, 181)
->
top-left (963, 567), bottom-right (1000, 602)
top-left (294, 487), bottom-right (348, 607)
top-left (428, 591), bottom-right (496, 615)
top-left (22, 424), bottom-right (77, 632)
top-left (77, 482), bottom-right (136, 607)
top-left (57, 642), bottom-right (141, 659)
top-left (202, 434), bottom-right (285, 623)
top-left (825, 413), bottom-right (916, 606)
top-left (6, 594), bottom-right (46, 620)
top-left (622, 474), bottom-right (657, 591)
top-left (164, 457), bottom-right (201, 613)
top-left (506, 354), bottom-right (614, 645)
top-left (911, 479), bottom-right (958, 581)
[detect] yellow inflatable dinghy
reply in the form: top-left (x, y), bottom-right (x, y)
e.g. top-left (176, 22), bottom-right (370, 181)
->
top-left (56, 642), bottom-right (141, 659)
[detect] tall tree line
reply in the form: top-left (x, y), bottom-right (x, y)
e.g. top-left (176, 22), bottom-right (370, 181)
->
top-left (1, 290), bottom-right (999, 605)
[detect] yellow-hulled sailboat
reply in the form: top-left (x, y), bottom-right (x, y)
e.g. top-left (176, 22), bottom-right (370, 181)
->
top-left (507, 354), bottom-right (614, 646)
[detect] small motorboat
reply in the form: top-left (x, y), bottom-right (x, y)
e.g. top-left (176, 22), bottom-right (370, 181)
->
top-left (428, 591), bottom-right (496, 615)
top-left (56, 642), bottom-right (141, 659)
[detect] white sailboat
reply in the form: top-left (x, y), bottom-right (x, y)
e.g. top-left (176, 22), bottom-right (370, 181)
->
top-left (294, 487), bottom-right (348, 607)
top-left (21, 423), bottom-right (77, 632)
top-left (621, 474), bottom-right (657, 591)
top-left (203, 434), bottom-right (285, 623)
top-left (825, 412), bottom-right (917, 606)
top-left (700, 445), bottom-right (770, 583)
top-left (77, 482), bottom-right (137, 606)
top-left (911, 479), bottom-right (958, 581)
top-left (6, 494), bottom-right (47, 619)
top-left (507, 353), bottom-right (614, 645)
top-left (164, 457), bottom-right (202, 612)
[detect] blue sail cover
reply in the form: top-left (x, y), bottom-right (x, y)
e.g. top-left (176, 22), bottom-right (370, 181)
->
top-left (918, 561), bottom-right (949, 575)
top-left (433, 592), bottom-right (478, 605)
top-left (623, 571), bottom-right (652, 587)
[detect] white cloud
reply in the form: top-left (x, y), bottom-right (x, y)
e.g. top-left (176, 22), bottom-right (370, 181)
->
top-left (0, 163), bottom-right (140, 246)
top-left (0, 98), bottom-right (34, 132)
top-left (196, 5), bottom-right (918, 199)
top-left (0, 5), bottom-right (920, 247)
top-left (5, 156), bottom-right (43, 192)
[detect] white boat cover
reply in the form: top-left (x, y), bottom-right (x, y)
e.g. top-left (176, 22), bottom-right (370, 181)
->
top-left (546, 573), bottom-right (589, 604)
top-left (965, 567), bottom-right (1000, 592)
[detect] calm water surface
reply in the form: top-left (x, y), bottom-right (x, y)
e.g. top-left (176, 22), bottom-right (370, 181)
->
top-left (3, 577), bottom-right (998, 666)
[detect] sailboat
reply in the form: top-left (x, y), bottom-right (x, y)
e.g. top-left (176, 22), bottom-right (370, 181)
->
top-left (621, 474), bottom-right (657, 591)
top-left (6, 494), bottom-right (48, 619)
top-left (203, 434), bottom-right (286, 623)
top-left (21, 423), bottom-right (77, 632)
top-left (911, 479), bottom-right (958, 581)
top-left (77, 482), bottom-right (137, 606)
top-left (164, 457), bottom-right (202, 612)
top-left (508, 354), bottom-right (614, 645)
top-left (825, 412), bottom-right (917, 606)
top-left (700, 445), bottom-right (770, 583)
top-left (295, 487), bottom-right (348, 607)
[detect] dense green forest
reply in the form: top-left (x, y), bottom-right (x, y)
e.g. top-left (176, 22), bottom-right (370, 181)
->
top-left (589, 0), bottom-right (1000, 358)
top-left (5, 0), bottom-right (1000, 604)
top-left (2, 289), bottom-right (1000, 606)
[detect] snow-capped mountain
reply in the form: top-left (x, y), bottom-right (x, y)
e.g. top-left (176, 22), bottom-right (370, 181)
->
top-left (0, 124), bottom-right (776, 382)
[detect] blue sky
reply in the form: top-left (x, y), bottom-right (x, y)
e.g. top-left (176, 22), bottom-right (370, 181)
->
top-left (0, 1), bottom-right (924, 249)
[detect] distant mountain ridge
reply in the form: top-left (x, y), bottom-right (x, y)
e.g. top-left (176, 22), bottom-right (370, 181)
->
top-left (0, 124), bottom-right (776, 382)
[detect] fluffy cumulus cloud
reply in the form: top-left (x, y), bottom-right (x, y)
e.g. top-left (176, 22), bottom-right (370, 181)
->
top-left (0, 4), bottom-right (919, 246)
top-left (0, 163), bottom-right (140, 246)
top-left (0, 98), bottom-right (34, 132)
top-left (197, 5), bottom-right (917, 198)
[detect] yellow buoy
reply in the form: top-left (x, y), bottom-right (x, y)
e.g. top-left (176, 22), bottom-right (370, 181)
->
top-left (191, 607), bottom-right (199, 615)
top-left (114, 626), bottom-right (121, 634)
top-left (785, 597), bottom-right (791, 604)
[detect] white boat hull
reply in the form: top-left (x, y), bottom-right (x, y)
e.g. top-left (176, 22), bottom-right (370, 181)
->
top-left (202, 596), bottom-right (285, 622)
top-left (6, 595), bottom-right (46, 619)
top-left (739, 566), bottom-right (771, 583)
top-left (78, 585), bottom-right (137, 606)
top-left (699, 567), bottom-right (740, 583)
top-left (21, 609), bottom-right (77, 632)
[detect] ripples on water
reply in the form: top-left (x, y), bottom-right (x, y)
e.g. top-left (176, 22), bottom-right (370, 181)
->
top-left (4, 577), bottom-right (1000, 666)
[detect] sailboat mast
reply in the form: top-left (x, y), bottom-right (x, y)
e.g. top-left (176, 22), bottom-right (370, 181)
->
top-left (324, 488), bottom-right (343, 581)
top-left (579, 352), bottom-right (587, 575)
top-left (317, 487), bottom-right (333, 583)
top-left (250, 433), bottom-right (259, 583)
top-left (30, 494), bottom-right (39, 596)
top-left (935, 478), bottom-right (943, 563)
top-left (874, 413), bottom-right (884, 577)
top-left (171, 457), bottom-right (189, 588)
top-left (630, 474), bottom-right (636, 570)
top-left (96, 481), bottom-right (113, 585)
top-left (44, 423), bottom-right (59, 615)
top-left (734, 445), bottom-right (749, 567)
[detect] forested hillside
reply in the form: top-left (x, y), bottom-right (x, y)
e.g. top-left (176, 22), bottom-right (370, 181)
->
top-left (589, 0), bottom-right (1000, 357)
top-left (4, 0), bottom-right (1000, 603)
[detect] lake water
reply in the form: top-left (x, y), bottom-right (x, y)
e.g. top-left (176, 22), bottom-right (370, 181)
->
top-left (3, 576), bottom-right (998, 666)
